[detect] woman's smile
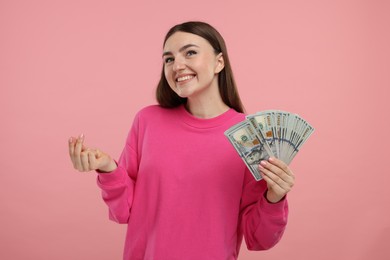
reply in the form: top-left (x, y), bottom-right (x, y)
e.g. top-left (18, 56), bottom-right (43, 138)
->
top-left (176, 74), bottom-right (195, 83)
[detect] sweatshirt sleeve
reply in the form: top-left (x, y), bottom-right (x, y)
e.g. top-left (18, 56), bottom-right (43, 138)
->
top-left (239, 169), bottom-right (289, 250)
top-left (96, 115), bottom-right (140, 224)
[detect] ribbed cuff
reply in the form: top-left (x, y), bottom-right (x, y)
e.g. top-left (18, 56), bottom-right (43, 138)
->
top-left (258, 191), bottom-right (288, 215)
top-left (97, 166), bottom-right (126, 187)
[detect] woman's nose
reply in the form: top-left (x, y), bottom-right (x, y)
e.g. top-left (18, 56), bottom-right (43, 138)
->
top-left (173, 58), bottom-right (186, 71)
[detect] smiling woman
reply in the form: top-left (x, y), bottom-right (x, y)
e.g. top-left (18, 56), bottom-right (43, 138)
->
top-left (162, 32), bottom-right (226, 117)
top-left (68, 21), bottom-right (294, 260)
top-left (156, 21), bottom-right (245, 115)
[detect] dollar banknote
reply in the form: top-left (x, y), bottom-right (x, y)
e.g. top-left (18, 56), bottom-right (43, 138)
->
top-left (225, 110), bottom-right (314, 180)
top-left (247, 112), bottom-right (279, 158)
top-left (224, 120), bottom-right (274, 181)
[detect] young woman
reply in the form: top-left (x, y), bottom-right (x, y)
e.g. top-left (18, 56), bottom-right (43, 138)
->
top-left (69, 21), bottom-right (295, 260)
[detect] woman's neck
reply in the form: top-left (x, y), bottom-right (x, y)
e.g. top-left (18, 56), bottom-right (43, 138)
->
top-left (185, 96), bottom-right (229, 119)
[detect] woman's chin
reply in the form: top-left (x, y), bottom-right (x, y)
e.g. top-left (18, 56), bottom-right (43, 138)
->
top-left (174, 87), bottom-right (193, 98)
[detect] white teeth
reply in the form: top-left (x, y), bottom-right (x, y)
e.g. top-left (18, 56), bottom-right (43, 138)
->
top-left (177, 75), bottom-right (194, 82)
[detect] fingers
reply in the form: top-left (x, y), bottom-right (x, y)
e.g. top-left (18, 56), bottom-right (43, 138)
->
top-left (266, 157), bottom-right (294, 177)
top-left (68, 137), bottom-right (75, 158)
top-left (80, 148), bottom-right (90, 171)
top-left (69, 134), bottom-right (90, 172)
top-left (259, 157), bottom-right (295, 193)
top-left (88, 150), bottom-right (99, 170)
top-left (74, 134), bottom-right (85, 171)
top-left (68, 135), bottom-right (78, 169)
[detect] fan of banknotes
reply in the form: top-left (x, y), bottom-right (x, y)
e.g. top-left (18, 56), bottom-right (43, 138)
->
top-left (225, 110), bottom-right (314, 181)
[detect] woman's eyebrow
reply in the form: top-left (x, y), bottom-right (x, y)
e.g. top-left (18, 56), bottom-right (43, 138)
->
top-left (162, 44), bottom-right (199, 57)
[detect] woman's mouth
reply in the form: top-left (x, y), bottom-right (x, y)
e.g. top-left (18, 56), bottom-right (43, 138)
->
top-left (176, 75), bottom-right (195, 83)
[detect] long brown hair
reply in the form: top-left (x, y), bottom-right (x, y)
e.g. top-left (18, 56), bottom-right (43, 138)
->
top-left (156, 21), bottom-right (245, 113)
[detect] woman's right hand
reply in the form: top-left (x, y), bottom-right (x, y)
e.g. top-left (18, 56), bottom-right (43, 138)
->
top-left (68, 134), bottom-right (117, 173)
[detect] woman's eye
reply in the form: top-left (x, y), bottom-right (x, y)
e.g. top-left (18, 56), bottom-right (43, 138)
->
top-left (186, 50), bottom-right (197, 56)
top-left (164, 57), bottom-right (174, 64)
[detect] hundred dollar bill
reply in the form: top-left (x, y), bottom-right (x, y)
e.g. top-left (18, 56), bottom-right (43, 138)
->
top-left (286, 120), bottom-right (315, 164)
top-left (276, 110), bottom-right (291, 163)
top-left (246, 112), bottom-right (279, 159)
top-left (224, 121), bottom-right (274, 181)
top-left (283, 114), bottom-right (301, 164)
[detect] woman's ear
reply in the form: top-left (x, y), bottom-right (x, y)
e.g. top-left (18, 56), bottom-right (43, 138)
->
top-left (214, 53), bottom-right (225, 74)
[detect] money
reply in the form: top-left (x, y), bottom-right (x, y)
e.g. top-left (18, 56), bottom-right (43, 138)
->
top-left (225, 110), bottom-right (314, 181)
top-left (224, 120), bottom-right (274, 181)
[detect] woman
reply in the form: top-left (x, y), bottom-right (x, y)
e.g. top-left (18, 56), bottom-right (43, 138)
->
top-left (69, 21), bottom-right (294, 260)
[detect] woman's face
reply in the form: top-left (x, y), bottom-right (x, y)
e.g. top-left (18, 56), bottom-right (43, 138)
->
top-left (162, 32), bottom-right (224, 100)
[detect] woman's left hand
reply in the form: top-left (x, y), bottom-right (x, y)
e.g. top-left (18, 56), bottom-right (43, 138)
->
top-left (259, 157), bottom-right (295, 203)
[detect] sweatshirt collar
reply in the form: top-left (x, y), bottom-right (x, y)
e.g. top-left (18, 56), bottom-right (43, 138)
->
top-left (177, 104), bottom-right (238, 129)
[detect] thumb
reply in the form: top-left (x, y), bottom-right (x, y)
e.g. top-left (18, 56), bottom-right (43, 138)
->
top-left (95, 149), bottom-right (116, 172)
top-left (95, 149), bottom-right (111, 166)
top-left (95, 149), bottom-right (105, 159)
top-left (87, 149), bottom-right (109, 170)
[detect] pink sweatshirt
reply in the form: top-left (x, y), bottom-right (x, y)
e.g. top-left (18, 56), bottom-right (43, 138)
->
top-left (97, 105), bottom-right (288, 260)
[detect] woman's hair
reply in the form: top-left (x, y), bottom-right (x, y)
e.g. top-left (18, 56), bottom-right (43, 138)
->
top-left (155, 21), bottom-right (245, 113)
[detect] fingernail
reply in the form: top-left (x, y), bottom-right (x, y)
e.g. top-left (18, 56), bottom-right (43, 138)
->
top-left (79, 133), bottom-right (84, 140)
top-left (260, 160), bottom-right (267, 166)
top-left (69, 137), bottom-right (73, 143)
top-left (269, 157), bottom-right (275, 162)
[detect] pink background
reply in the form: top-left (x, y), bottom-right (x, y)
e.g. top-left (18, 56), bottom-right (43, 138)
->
top-left (1, 0), bottom-right (389, 259)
